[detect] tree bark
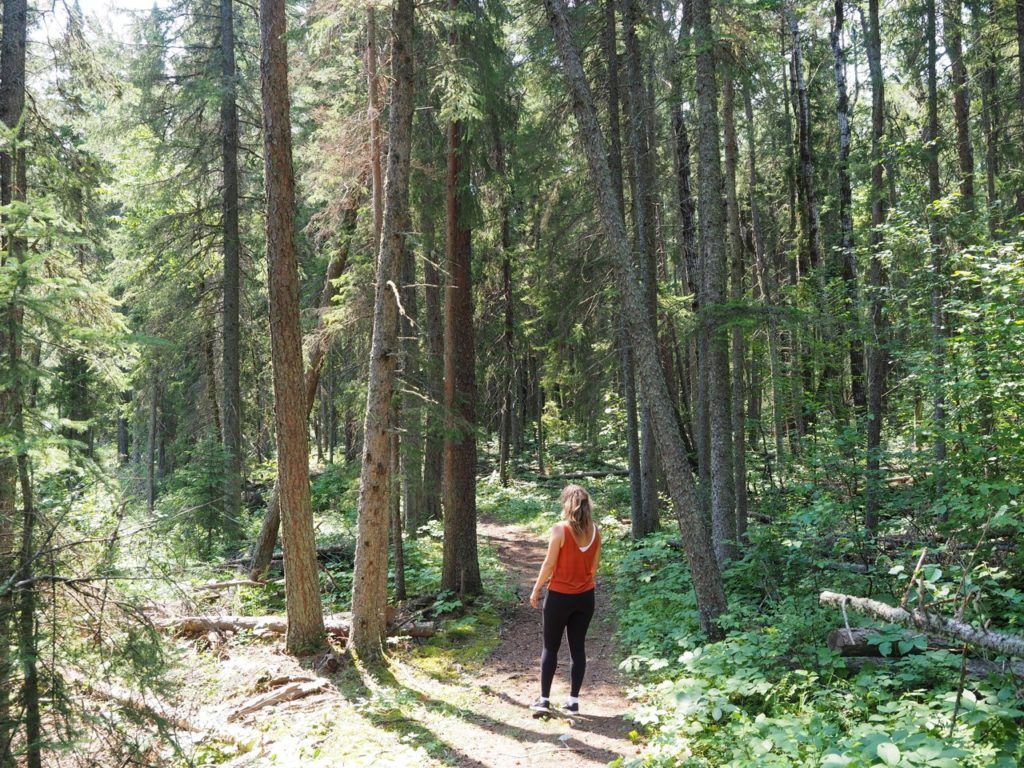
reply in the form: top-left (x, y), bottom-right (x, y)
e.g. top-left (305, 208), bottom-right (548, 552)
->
top-left (220, 0), bottom-right (243, 541)
top-left (421, 211), bottom-right (444, 522)
top-left (544, 0), bottom-right (727, 637)
top-left (1, 0), bottom-right (37, 756)
top-left (831, 0), bottom-right (866, 415)
top-left (786, 3), bottom-right (822, 271)
top-left (146, 376), bottom-right (159, 514)
top-left (943, 0), bottom-right (974, 209)
top-left (693, 0), bottom-right (736, 567)
top-left (441, 12), bottom-right (482, 593)
top-left (622, 0), bottom-right (659, 537)
top-left (259, 0), bottom-right (327, 654)
top-left (399, 228), bottom-right (423, 532)
top-left (743, 87), bottom-right (785, 469)
top-left (926, 0), bottom-right (946, 492)
top-left (349, 0), bottom-right (415, 660)
top-left (248, 208), bottom-right (356, 580)
top-left (722, 71), bottom-right (747, 543)
top-left (497, 134), bottom-right (514, 489)
top-left (820, 591), bottom-right (1024, 659)
top-left (1016, 0), bottom-right (1024, 213)
top-left (607, 0), bottom-right (644, 537)
top-left (863, 0), bottom-right (888, 533)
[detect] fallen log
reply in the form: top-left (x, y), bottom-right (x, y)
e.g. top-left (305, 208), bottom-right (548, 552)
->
top-left (228, 678), bottom-right (329, 721)
top-left (195, 580), bottom-right (266, 592)
top-left (538, 469), bottom-right (629, 480)
top-left (827, 626), bottom-right (943, 656)
top-left (841, 655), bottom-right (1024, 678)
top-left (227, 543), bottom-right (353, 568)
top-left (819, 590), bottom-right (1024, 658)
top-left (159, 613), bottom-right (434, 641)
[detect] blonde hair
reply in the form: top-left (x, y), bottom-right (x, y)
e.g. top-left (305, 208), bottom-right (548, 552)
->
top-left (560, 484), bottom-right (593, 537)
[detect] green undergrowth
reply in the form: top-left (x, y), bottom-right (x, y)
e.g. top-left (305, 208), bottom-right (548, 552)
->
top-left (609, 505), bottom-right (1024, 767)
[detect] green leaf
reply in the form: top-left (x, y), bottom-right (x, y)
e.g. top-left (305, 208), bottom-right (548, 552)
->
top-left (877, 742), bottom-right (901, 766)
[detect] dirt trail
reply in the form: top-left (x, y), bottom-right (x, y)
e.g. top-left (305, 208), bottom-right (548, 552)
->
top-left (170, 518), bottom-right (637, 767)
top-left (453, 518), bottom-right (636, 767)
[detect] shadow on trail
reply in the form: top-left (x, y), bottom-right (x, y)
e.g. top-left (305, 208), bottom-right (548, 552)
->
top-left (337, 660), bottom-right (605, 767)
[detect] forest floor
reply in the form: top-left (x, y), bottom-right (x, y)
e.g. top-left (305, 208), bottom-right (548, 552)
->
top-left (169, 516), bottom-right (636, 768)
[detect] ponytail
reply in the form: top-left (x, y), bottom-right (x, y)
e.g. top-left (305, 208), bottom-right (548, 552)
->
top-left (560, 484), bottom-right (593, 537)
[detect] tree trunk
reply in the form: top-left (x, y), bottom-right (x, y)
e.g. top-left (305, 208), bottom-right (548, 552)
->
top-left (607, 0), bottom-right (644, 536)
top-left (204, 307), bottom-right (222, 442)
top-left (971, 0), bottom-right (997, 230)
top-left (497, 134), bottom-right (514, 489)
top-left (786, 3), bottom-right (822, 271)
top-left (831, 0), bottom-right (866, 415)
top-left (693, 0), bottom-right (736, 567)
top-left (722, 72), bottom-right (748, 542)
top-left (391, 432), bottom-right (406, 601)
top-left (622, 0), bottom-right (659, 536)
top-left (926, 0), bottom-right (946, 493)
top-left (248, 207), bottom-right (357, 579)
top-left (399, 232), bottom-right (423, 533)
top-left (349, 0), bottom-right (414, 660)
top-left (367, 7), bottom-right (384, 243)
top-left (421, 211), bottom-right (444, 522)
top-left (742, 90), bottom-right (785, 471)
top-left (943, 0), bottom-right (974, 209)
top-left (544, 0), bottom-right (727, 637)
top-left (1016, 0), bottom-right (1024, 213)
top-left (221, 0), bottom-right (243, 542)
top-left (147, 376), bottom-right (159, 513)
top-left (441, 19), bottom-right (482, 593)
top-left (863, 0), bottom-right (887, 533)
top-left (2, 0), bottom-right (37, 755)
top-left (259, 0), bottom-right (326, 655)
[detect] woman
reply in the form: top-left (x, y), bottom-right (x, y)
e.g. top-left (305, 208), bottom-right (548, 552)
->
top-left (529, 484), bottom-right (601, 715)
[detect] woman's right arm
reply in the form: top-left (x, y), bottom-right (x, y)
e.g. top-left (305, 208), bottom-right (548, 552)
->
top-left (530, 525), bottom-right (563, 608)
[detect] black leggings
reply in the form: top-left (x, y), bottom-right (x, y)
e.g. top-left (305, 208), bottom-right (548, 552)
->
top-left (540, 588), bottom-right (595, 698)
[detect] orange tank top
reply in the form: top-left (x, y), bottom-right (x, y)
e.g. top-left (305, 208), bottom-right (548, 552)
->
top-left (549, 522), bottom-right (600, 594)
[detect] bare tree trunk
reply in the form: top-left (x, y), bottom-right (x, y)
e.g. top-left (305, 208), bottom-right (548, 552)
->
top-left (399, 226), bottom-right (423, 533)
top-left (831, 0), bottom-right (866, 415)
top-left (248, 208), bottom-right (356, 579)
top-left (971, 0), bottom-right (997, 230)
top-left (259, 0), bottom-right (326, 654)
top-left (926, 0), bottom-right (946, 493)
top-left (544, 0), bottom-right (727, 637)
top-left (786, 3), bottom-right (822, 271)
top-left (441, 8), bottom-right (482, 593)
top-left (421, 211), bottom-right (444, 522)
top-left (221, 0), bottom-right (243, 541)
top-left (743, 86), bottom-right (785, 469)
top-left (349, 0), bottom-right (415, 660)
top-left (722, 72), bottom-right (747, 543)
top-left (367, 7), bottom-right (383, 243)
top-left (1016, 0), bottom-right (1024, 213)
top-left (943, 0), bottom-right (974, 209)
top-left (497, 134), bottom-right (514, 489)
top-left (622, 0), bottom-right (658, 536)
top-left (863, 0), bottom-right (888, 533)
top-left (147, 376), bottom-right (159, 513)
top-left (692, 0), bottom-right (736, 566)
top-left (1, 0), bottom-right (34, 757)
top-left (607, 0), bottom-right (644, 536)
top-left (203, 307), bottom-right (222, 442)
top-left (390, 432), bottom-right (406, 600)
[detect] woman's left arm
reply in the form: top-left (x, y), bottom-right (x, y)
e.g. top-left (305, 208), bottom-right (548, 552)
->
top-left (530, 526), bottom-right (562, 608)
